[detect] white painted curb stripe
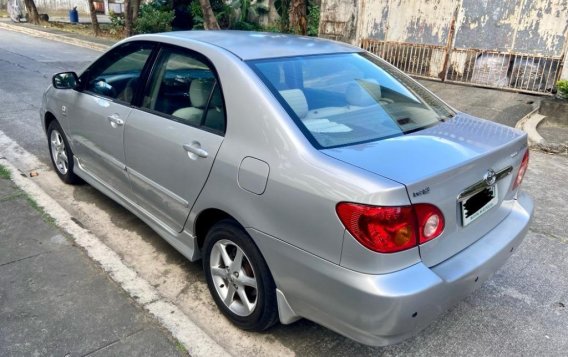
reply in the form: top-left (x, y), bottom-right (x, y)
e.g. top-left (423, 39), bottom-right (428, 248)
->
top-left (0, 131), bottom-right (230, 357)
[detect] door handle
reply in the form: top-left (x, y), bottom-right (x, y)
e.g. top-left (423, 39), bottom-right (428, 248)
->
top-left (183, 142), bottom-right (209, 159)
top-left (107, 114), bottom-right (124, 128)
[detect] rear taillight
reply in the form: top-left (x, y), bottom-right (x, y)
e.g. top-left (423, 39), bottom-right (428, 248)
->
top-left (513, 150), bottom-right (529, 190)
top-left (336, 202), bottom-right (445, 253)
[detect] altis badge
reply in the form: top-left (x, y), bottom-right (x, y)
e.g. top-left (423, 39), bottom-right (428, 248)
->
top-left (413, 187), bottom-right (430, 198)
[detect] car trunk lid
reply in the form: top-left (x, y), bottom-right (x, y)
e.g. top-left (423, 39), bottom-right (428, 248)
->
top-left (322, 114), bottom-right (528, 266)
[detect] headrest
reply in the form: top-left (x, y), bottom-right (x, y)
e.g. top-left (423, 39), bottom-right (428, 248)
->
top-left (190, 79), bottom-right (215, 108)
top-left (279, 89), bottom-right (308, 119)
top-left (345, 78), bottom-right (382, 107)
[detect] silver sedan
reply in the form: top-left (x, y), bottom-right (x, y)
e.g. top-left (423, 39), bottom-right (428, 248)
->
top-left (40, 31), bottom-right (533, 346)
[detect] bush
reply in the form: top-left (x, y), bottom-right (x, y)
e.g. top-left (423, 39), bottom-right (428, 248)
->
top-left (307, 2), bottom-right (320, 36)
top-left (134, 3), bottom-right (175, 34)
top-left (557, 80), bottom-right (568, 97)
top-left (109, 10), bottom-right (125, 36)
top-left (232, 20), bottom-right (262, 31)
top-left (190, 1), bottom-right (204, 29)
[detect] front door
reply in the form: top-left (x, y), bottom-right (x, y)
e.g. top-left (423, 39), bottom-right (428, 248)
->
top-left (69, 42), bottom-right (155, 196)
top-left (124, 47), bottom-right (226, 232)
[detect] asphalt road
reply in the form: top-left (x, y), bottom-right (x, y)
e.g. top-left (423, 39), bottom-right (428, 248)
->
top-left (1, 28), bottom-right (567, 356)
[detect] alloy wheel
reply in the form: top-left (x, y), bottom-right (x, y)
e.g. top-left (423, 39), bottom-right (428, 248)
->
top-left (209, 239), bottom-right (258, 316)
top-left (50, 129), bottom-right (68, 175)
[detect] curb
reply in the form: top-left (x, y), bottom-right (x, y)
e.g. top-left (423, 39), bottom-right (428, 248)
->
top-left (0, 131), bottom-right (231, 357)
top-left (515, 111), bottom-right (546, 145)
top-left (515, 103), bottom-right (568, 156)
top-left (0, 21), bottom-right (110, 52)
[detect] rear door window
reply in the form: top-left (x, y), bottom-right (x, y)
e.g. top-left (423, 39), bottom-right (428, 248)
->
top-left (141, 48), bottom-right (226, 134)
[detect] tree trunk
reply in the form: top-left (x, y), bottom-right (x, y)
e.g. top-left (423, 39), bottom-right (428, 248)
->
top-left (87, 0), bottom-right (101, 36)
top-left (132, 0), bottom-right (140, 22)
top-left (288, 0), bottom-right (307, 35)
top-left (124, 0), bottom-right (133, 37)
top-left (267, 0), bottom-right (280, 25)
top-left (198, 0), bottom-right (220, 30)
top-left (22, 0), bottom-right (40, 25)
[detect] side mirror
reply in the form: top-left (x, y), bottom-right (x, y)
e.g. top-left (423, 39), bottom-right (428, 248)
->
top-left (52, 72), bottom-right (79, 89)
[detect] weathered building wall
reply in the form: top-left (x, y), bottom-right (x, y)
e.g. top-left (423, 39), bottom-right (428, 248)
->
top-left (318, 0), bottom-right (361, 42)
top-left (453, 0), bottom-right (568, 56)
top-left (358, 0), bottom-right (459, 45)
top-left (321, 0), bottom-right (568, 84)
top-left (34, 0), bottom-right (90, 13)
top-left (515, 0), bottom-right (568, 56)
top-left (334, 0), bottom-right (568, 56)
top-left (329, 0), bottom-right (568, 56)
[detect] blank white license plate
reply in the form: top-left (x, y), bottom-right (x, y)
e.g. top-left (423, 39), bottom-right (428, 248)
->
top-left (460, 185), bottom-right (498, 226)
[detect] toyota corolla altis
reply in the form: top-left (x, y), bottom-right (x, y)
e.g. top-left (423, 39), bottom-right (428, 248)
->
top-left (41, 31), bottom-right (533, 346)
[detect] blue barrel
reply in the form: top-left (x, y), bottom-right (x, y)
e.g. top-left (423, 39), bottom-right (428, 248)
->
top-left (69, 8), bottom-right (78, 23)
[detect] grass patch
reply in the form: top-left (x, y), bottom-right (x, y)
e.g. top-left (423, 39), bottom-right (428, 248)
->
top-left (46, 21), bottom-right (121, 40)
top-left (26, 196), bottom-right (57, 226)
top-left (0, 191), bottom-right (26, 202)
top-left (0, 164), bottom-right (11, 180)
top-left (0, 164), bottom-right (56, 225)
top-left (174, 340), bottom-right (187, 354)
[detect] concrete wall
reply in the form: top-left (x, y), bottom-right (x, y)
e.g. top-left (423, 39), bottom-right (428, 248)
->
top-left (319, 0), bottom-right (360, 42)
top-left (34, 0), bottom-right (90, 13)
top-left (358, 0), bottom-right (459, 46)
top-left (321, 0), bottom-right (568, 57)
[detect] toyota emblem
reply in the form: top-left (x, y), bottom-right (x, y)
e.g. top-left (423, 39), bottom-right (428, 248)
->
top-left (484, 169), bottom-right (497, 186)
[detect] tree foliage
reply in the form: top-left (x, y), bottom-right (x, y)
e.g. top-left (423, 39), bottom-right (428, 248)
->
top-left (134, 3), bottom-right (174, 34)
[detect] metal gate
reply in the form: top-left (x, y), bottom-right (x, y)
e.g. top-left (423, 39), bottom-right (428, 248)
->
top-left (360, 39), bottom-right (564, 95)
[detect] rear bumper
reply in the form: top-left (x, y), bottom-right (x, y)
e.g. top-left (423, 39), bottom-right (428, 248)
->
top-left (249, 192), bottom-right (533, 346)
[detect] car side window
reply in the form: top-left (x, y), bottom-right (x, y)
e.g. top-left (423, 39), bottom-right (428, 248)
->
top-left (142, 48), bottom-right (226, 134)
top-left (83, 42), bottom-right (154, 103)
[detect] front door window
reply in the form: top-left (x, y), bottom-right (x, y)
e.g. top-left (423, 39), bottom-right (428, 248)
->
top-left (83, 42), bottom-right (154, 104)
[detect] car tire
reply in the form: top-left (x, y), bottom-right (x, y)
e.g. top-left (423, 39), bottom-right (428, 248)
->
top-left (203, 219), bottom-right (279, 331)
top-left (47, 120), bottom-right (81, 184)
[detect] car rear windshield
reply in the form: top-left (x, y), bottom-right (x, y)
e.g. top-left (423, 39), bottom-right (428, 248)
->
top-left (248, 52), bottom-right (455, 149)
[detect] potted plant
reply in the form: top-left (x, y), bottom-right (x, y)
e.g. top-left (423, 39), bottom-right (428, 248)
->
top-left (556, 80), bottom-right (568, 100)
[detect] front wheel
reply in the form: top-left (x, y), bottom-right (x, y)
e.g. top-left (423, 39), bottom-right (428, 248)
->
top-left (47, 120), bottom-right (81, 184)
top-left (203, 220), bottom-right (279, 331)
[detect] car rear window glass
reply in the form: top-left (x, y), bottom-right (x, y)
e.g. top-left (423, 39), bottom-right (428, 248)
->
top-left (249, 53), bottom-right (455, 148)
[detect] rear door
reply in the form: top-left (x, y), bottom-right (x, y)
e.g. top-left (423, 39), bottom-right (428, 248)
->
top-left (124, 46), bottom-right (226, 232)
top-left (69, 42), bottom-right (155, 196)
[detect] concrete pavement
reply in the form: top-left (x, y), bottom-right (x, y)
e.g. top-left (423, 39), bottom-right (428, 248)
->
top-left (419, 79), bottom-right (539, 127)
top-left (0, 165), bottom-right (187, 356)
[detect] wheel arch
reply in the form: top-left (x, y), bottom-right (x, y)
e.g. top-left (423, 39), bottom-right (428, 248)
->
top-left (44, 111), bottom-right (58, 133)
top-left (194, 208), bottom-right (241, 250)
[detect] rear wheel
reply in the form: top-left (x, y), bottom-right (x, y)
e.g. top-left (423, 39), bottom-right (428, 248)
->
top-left (47, 120), bottom-right (80, 184)
top-left (203, 219), bottom-right (278, 331)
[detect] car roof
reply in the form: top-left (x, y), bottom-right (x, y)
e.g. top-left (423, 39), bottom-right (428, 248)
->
top-left (135, 31), bottom-right (362, 60)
